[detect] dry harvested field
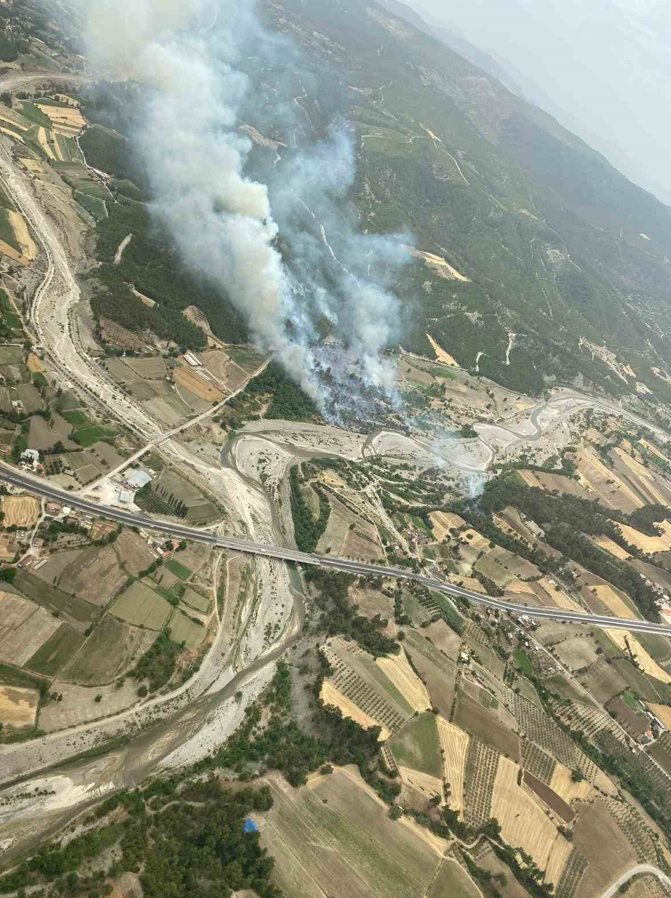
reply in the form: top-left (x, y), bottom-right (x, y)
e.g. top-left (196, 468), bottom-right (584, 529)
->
top-left (26, 352), bottom-right (45, 374)
top-left (525, 771), bottom-right (574, 821)
top-left (398, 766), bottom-right (443, 809)
top-left (647, 703), bottom-right (671, 729)
top-left (575, 448), bottom-right (643, 512)
top-left (573, 800), bottom-right (639, 898)
top-left (587, 582), bottom-right (639, 620)
top-left (28, 413), bottom-right (78, 451)
top-left (259, 768), bottom-right (443, 898)
top-left (110, 580), bottom-right (172, 630)
top-left (114, 529), bottom-right (155, 577)
top-left (454, 688), bottom-right (520, 761)
top-left (492, 756), bottom-right (569, 873)
top-left (35, 102), bottom-right (86, 134)
top-left (593, 534), bottom-right (632, 560)
top-left (376, 649), bottom-right (431, 713)
top-left (35, 545), bottom-right (126, 606)
top-left (554, 635), bottom-right (601, 671)
top-left (323, 637), bottom-right (415, 735)
top-left (583, 656), bottom-right (629, 704)
top-left (550, 762), bottom-right (596, 804)
top-left (321, 681), bottom-right (390, 740)
top-left (317, 494), bottom-right (378, 558)
top-left (173, 363), bottom-right (224, 403)
top-left (0, 594), bottom-right (61, 667)
top-left (0, 684), bottom-right (39, 728)
top-left (436, 717), bottom-right (469, 812)
top-left (343, 525), bottom-right (384, 562)
top-left (2, 495), bottom-right (39, 528)
top-left (618, 521), bottom-right (671, 554)
top-left (403, 629), bottom-right (458, 715)
top-left (605, 629), bottom-right (671, 684)
top-left (427, 860), bottom-right (480, 898)
top-left (200, 350), bottom-right (248, 390)
top-left (63, 615), bottom-right (156, 685)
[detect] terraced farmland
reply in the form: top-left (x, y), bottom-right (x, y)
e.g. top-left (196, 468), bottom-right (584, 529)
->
top-left (322, 638), bottom-right (415, 736)
top-left (604, 798), bottom-right (659, 864)
top-left (463, 739), bottom-right (499, 829)
top-left (555, 848), bottom-right (589, 898)
top-left (436, 717), bottom-right (469, 812)
top-left (521, 739), bottom-right (556, 784)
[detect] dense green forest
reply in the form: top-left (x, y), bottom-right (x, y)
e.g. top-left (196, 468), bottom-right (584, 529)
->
top-left (0, 778), bottom-right (281, 897)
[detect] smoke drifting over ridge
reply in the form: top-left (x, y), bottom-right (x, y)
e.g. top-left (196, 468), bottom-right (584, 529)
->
top-left (79, 0), bottom-right (410, 414)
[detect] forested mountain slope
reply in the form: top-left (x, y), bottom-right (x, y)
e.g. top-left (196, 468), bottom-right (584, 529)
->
top-left (261, 0), bottom-right (671, 400)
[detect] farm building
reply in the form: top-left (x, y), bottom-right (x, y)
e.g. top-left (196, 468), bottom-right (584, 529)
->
top-left (127, 470), bottom-right (152, 490)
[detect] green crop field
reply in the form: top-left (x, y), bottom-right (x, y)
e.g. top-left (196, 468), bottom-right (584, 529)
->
top-left (165, 558), bottom-right (191, 581)
top-left (168, 608), bottom-right (206, 650)
top-left (73, 425), bottom-right (117, 447)
top-left (389, 711), bottom-right (443, 778)
top-left (513, 648), bottom-right (534, 676)
top-left (181, 587), bottom-right (211, 614)
top-left (0, 662), bottom-right (46, 691)
top-left (0, 207), bottom-right (20, 252)
top-left (26, 623), bottom-right (85, 676)
top-left (17, 102), bottom-right (53, 128)
top-left (63, 410), bottom-right (89, 429)
top-left (75, 190), bottom-right (107, 220)
top-left (110, 580), bottom-right (172, 630)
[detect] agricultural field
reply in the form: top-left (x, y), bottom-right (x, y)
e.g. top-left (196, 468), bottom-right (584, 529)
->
top-left (150, 469), bottom-right (220, 524)
top-left (317, 494), bottom-right (384, 561)
top-left (492, 756), bottom-right (570, 872)
top-left (427, 860), bottom-right (480, 898)
top-left (388, 712), bottom-right (443, 778)
top-left (436, 717), bottom-right (469, 813)
top-left (322, 637), bottom-right (417, 737)
top-left (2, 495), bottom-right (39, 528)
top-left (34, 545), bottom-right (127, 605)
top-left (63, 615), bottom-right (157, 685)
top-left (15, 569), bottom-right (100, 632)
top-left (0, 592), bottom-right (66, 671)
top-left (454, 688), bottom-right (520, 761)
top-left (0, 684), bottom-right (39, 729)
top-left (110, 580), bottom-right (172, 630)
top-left (168, 608), bottom-right (206, 651)
top-left (572, 800), bottom-right (639, 898)
top-left (173, 362), bottom-right (224, 404)
top-left (258, 768), bottom-right (444, 898)
top-left (403, 628), bottom-right (458, 716)
top-left (25, 623), bottom-right (85, 676)
top-left (181, 586), bottom-right (211, 615)
top-left (463, 739), bottom-right (500, 828)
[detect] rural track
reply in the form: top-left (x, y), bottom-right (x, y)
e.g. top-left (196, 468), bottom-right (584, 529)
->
top-left (2, 463), bottom-right (671, 636)
top-left (597, 864), bottom-right (671, 898)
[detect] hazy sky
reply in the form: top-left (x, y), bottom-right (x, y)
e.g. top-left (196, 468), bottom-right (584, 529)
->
top-left (410, 0), bottom-right (671, 204)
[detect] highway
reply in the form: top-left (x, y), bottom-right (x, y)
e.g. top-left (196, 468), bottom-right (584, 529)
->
top-left (2, 464), bottom-right (671, 636)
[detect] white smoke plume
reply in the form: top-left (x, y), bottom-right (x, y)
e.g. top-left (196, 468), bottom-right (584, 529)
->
top-left (78, 0), bottom-right (410, 412)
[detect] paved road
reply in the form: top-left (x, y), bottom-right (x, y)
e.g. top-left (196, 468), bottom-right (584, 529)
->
top-left (3, 464), bottom-right (671, 636)
top-left (598, 864), bottom-right (671, 898)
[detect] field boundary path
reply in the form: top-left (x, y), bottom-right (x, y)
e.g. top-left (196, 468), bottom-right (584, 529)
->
top-left (598, 864), bottom-right (671, 898)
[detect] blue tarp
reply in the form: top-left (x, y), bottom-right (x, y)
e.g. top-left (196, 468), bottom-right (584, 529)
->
top-left (244, 819), bottom-right (259, 834)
